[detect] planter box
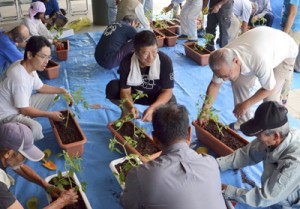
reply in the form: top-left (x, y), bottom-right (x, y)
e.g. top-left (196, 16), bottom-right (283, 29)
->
top-left (42, 60), bottom-right (60, 80)
top-left (107, 121), bottom-right (161, 163)
top-left (192, 120), bottom-right (249, 156)
top-left (183, 42), bottom-right (211, 66)
top-left (55, 40), bottom-right (69, 61)
top-left (154, 29), bottom-right (165, 48)
top-left (45, 172), bottom-right (92, 209)
top-left (109, 156), bottom-right (142, 189)
top-left (157, 28), bottom-right (178, 47)
top-left (49, 109), bottom-right (87, 157)
top-left (152, 20), bottom-right (179, 34)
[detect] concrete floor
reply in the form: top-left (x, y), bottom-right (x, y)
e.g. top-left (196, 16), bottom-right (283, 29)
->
top-left (1, 0), bottom-right (299, 120)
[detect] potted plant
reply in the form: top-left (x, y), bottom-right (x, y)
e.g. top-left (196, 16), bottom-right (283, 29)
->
top-left (51, 24), bottom-right (70, 61)
top-left (152, 19), bottom-right (180, 34)
top-left (41, 59), bottom-right (60, 80)
top-left (49, 87), bottom-right (89, 157)
top-left (153, 29), bottom-right (165, 48)
top-left (183, 33), bottom-right (214, 66)
top-left (45, 151), bottom-right (91, 209)
top-left (193, 95), bottom-right (249, 156)
top-left (107, 92), bottom-right (162, 163)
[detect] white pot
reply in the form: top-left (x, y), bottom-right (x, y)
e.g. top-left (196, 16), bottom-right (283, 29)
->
top-left (45, 171), bottom-right (92, 209)
top-left (109, 156), bottom-right (142, 190)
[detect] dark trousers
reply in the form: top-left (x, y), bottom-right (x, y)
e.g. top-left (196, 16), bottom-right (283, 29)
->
top-left (106, 79), bottom-right (177, 105)
top-left (248, 13), bottom-right (274, 27)
top-left (206, 0), bottom-right (233, 48)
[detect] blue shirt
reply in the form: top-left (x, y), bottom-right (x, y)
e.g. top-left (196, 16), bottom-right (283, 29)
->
top-left (0, 33), bottom-right (23, 75)
top-left (32, 0), bottom-right (60, 16)
top-left (282, 0), bottom-right (300, 32)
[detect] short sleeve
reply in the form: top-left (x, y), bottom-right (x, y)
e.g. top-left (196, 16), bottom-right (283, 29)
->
top-left (0, 181), bottom-right (16, 209)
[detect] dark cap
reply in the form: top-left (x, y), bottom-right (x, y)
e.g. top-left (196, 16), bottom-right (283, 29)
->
top-left (240, 101), bottom-right (288, 136)
top-left (0, 123), bottom-right (44, 161)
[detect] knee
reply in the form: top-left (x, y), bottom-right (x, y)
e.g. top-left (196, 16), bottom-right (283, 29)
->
top-left (106, 79), bottom-right (120, 100)
top-left (29, 121), bottom-right (44, 140)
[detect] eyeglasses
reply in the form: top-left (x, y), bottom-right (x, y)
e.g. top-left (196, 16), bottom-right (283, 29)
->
top-left (36, 53), bottom-right (52, 61)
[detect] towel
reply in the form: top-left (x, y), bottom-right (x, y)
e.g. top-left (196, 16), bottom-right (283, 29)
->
top-left (127, 53), bottom-right (161, 86)
top-left (29, 2), bottom-right (46, 21)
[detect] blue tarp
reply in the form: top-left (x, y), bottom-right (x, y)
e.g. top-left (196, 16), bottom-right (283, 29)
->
top-left (8, 0), bottom-right (300, 208)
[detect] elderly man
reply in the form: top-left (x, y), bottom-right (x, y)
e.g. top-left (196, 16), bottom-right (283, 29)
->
top-left (0, 122), bottom-right (78, 208)
top-left (0, 36), bottom-right (73, 140)
top-left (106, 30), bottom-right (176, 122)
top-left (121, 104), bottom-right (227, 209)
top-left (0, 25), bottom-right (30, 75)
top-left (218, 101), bottom-right (300, 208)
top-left (199, 27), bottom-right (298, 131)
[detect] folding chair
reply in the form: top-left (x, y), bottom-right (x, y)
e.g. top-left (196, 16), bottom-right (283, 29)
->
top-left (0, 0), bottom-right (19, 22)
top-left (17, 0), bottom-right (32, 18)
top-left (66, 0), bottom-right (88, 16)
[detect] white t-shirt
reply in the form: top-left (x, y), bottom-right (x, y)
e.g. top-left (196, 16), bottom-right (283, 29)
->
top-left (212, 27), bottom-right (298, 90)
top-left (233, 0), bottom-right (252, 22)
top-left (22, 17), bottom-right (53, 43)
top-left (0, 61), bottom-right (43, 120)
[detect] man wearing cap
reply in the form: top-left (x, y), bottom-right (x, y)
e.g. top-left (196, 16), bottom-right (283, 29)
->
top-left (0, 122), bottom-right (78, 208)
top-left (217, 101), bottom-right (300, 208)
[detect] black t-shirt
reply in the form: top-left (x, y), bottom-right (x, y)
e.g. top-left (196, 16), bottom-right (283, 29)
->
top-left (95, 21), bottom-right (137, 59)
top-left (119, 51), bottom-right (174, 98)
top-left (0, 161), bottom-right (16, 209)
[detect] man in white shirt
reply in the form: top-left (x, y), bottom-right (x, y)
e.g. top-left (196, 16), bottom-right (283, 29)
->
top-left (198, 27), bottom-right (298, 131)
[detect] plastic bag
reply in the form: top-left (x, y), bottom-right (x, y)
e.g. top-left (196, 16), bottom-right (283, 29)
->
top-left (66, 17), bottom-right (91, 32)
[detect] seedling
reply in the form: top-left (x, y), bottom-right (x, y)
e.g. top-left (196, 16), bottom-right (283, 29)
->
top-left (193, 33), bottom-right (214, 52)
top-left (196, 94), bottom-right (228, 136)
top-left (252, 16), bottom-right (267, 28)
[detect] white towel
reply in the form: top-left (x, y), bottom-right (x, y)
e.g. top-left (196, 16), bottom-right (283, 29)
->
top-left (126, 53), bottom-right (161, 86)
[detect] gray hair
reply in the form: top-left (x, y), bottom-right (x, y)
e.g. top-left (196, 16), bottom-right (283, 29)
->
top-left (209, 48), bottom-right (236, 71)
top-left (263, 122), bottom-right (290, 138)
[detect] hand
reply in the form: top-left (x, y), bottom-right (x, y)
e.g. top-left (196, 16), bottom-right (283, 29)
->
top-left (129, 107), bottom-right (139, 119)
top-left (221, 184), bottom-right (227, 191)
top-left (197, 110), bottom-right (209, 127)
top-left (63, 91), bottom-right (74, 107)
top-left (233, 101), bottom-right (250, 119)
top-left (142, 106), bottom-right (154, 122)
top-left (162, 5), bottom-right (173, 13)
top-left (49, 111), bottom-right (64, 121)
top-left (46, 185), bottom-right (62, 198)
top-left (251, 15), bottom-right (258, 24)
top-left (211, 4), bottom-right (221, 13)
top-left (59, 188), bottom-right (78, 206)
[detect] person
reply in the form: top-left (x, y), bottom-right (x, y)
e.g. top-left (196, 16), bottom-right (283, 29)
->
top-left (116, 0), bottom-right (151, 30)
top-left (120, 104), bottom-right (227, 209)
top-left (218, 101), bottom-right (300, 208)
top-left (0, 122), bottom-right (78, 209)
top-left (281, 0), bottom-right (300, 106)
top-left (228, 0), bottom-right (255, 42)
top-left (140, 0), bottom-right (154, 20)
top-left (163, 0), bottom-right (202, 42)
top-left (105, 30), bottom-right (176, 122)
top-left (106, 0), bottom-right (118, 24)
top-left (204, 0), bottom-right (234, 51)
top-left (22, 2), bottom-right (55, 44)
top-left (0, 36), bottom-right (73, 140)
top-left (249, 0), bottom-right (274, 27)
top-left (95, 15), bottom-right (139, 69)
top-left (198, 27), bottom-right (298, 131)
top-left (0, 25), bottom-right (30, 75)
top-left (32, 0), bottom-right (67, 27)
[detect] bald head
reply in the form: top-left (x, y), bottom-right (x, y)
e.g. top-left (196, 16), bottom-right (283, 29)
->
top-left (10, 24), bottom-right (30, 44)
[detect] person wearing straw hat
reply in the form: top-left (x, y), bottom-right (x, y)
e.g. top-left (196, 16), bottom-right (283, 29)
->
top-left (0, 122), bottom-right (78, 209)
top-left (218, 101), bottom-right (300, 208)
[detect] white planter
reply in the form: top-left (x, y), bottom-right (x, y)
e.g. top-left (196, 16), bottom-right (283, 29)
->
top-left (45, 171), bottom-right (92, 209)
top-left (109, 156), bottom-right (142, 190)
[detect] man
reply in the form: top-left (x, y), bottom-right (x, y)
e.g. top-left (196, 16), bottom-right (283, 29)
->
top-left (0, 25), bottom-right (30, 75)
top-left (0, 122), bottom-right (78, 208)
top-left (121, 104), bottom-right (227, 209)
top-left (163, 0), bottom-right (202, 42)
top-left (281, 0), bottom-right (300, 106)
top-left (199, 27), bottom-right (298, 131)
top-left (95, 15), bottom-right (139, 69)
top-left (218, 101), bottom-right (300, 208)
top-left (116, 0), bottom-right (151, 30)
top-left (32, 0), bottom-right (67, 27)
top-left (105, 30), bottom-right (176, 122)
top-left (204, 0), bottom-right (234, 51)
top-left (0, 36), bottom-right (73, 140)
top-left (249, 0), bottom-right (274, 27)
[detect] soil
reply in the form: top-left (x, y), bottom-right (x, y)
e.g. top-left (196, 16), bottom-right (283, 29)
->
top-left (204, 120), bottom-right (247, 150)
top-left (56, 41), bottom-right (68, 51)
top-left (115, 159), bottom-right (138, 179)
top-left (154, 30), bottom-right (164, 39)
top-left (49, 177), bottom-right (87, 209)
top-left (159, 29), bottom-right (176, 37)
top-left (189, 43), bottom-right (210, 55)
top-left (113, 122), bottom-right (160, 156)
top-left (46, 60), bottom-right (58, 68)
top-left (53, 110), bottom-right (83, 144)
